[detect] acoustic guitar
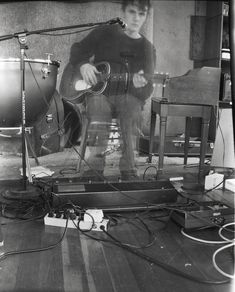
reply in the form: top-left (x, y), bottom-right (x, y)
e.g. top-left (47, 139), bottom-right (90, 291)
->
top-left (59, 61), bottom-right (169, 103)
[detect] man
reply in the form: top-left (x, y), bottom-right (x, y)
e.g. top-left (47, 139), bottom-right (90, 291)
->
top-left (69, 0), bottom-right (156, 180)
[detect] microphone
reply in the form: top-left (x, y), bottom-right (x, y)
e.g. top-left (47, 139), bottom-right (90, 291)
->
top-left (107, 17), bottom-right (127, 29)
top-left (117, 17), bottom-right (127, 29)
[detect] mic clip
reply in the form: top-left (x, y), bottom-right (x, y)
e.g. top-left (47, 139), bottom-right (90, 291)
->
top-left (107, 18), bottom-right (126, 29)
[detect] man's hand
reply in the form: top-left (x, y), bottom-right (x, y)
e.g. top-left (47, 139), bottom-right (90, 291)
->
top-left (133, 70), bottom-right (148, 88)
top-left (80, 63), bottom-right (100, 86)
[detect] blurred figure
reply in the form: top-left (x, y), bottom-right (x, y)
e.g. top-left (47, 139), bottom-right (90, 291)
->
top-left (69, 0), bottom-right (156, 180)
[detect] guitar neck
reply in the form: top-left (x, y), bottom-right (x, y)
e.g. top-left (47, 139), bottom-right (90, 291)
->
top-left (109, 72), bottom-right (169, 84)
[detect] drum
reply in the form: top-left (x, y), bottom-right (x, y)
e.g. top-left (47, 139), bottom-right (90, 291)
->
top-left (0, 58), bottom-right (60, 127)
top-left (0, 91), bottom-right (82, 157)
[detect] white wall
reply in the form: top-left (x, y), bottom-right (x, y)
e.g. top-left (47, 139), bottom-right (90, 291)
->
top-left (142, 0), bottom-right (195, 135)
top-left (0, 0), bottom-right (197, 137)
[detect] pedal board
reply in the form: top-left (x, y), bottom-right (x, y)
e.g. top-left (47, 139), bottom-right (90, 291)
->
top-left (172, 201), bottom-right (234, 229)
top-left (51, 180), bottom-right (179, 211)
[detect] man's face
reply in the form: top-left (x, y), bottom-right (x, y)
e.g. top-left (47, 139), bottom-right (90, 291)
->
top-left (123, 4), bottom-right (148, 34)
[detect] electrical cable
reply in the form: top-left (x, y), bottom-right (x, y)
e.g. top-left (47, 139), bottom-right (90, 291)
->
top-left (105, 208), bottom-right (172, 235)
top-left (71, 207), bottom-right (159, 249)
top-left (180, 228), bottom-right (230, 244)
top-left (0, 199), bottom-right (46, 221)
top-left (212, 242), bottom-right (235, 279)
top-left (100, 226), bottom-right (230, 285)
top-left (0, 214), bottom-right (69, 263)
top-left (72, 217), bottom-right (115, 244)
top-left (68, 206), bottom-right (230, 285)
top-left (180, 221), bottom-right (234, 279)
top-left (218, 222), bottom-right (235, 242)
top-left (204, 168), bottom-right (235, 194)
top-left (142, 165), bottom-right (158, 180)
top-left (214, 108), bottom-right (226, 168)
top-left (72, 144), bottom-right (179, 209)
top-left (105, 213), bottom-right (157, 249)
top-left (212, 222), bottom-right (235, 279)
top-left (0, 213), bottom-right (46, 226)
top-left (77, 209), bottom-right (96, 232)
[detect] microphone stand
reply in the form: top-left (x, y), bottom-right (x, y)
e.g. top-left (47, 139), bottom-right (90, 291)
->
top-left (18, 33), bottom-right (28, 191)
top-left (0, 18), bottom-right (124, 199)
top-left (229, 0), bottom-right (235, 141)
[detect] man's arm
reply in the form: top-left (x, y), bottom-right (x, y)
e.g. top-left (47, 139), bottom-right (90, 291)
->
top-left (131, 44), bottom-right (156, 102)
top-left (69, 28), bottom-right (98, 65)
top-left (69, 28), bottom-right (101, 85)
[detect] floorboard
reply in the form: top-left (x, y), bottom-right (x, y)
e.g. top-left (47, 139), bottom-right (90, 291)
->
top-left (0, 148), bottom-right (234, 292)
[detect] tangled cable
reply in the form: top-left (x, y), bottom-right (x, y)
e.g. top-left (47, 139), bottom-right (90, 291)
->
top-left (212, 222), bottom-right (235, 279)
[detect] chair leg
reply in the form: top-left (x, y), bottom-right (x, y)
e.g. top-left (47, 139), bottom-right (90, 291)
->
top-left (76, 117), bottom-right (89, 172)
top-left (148, 110), bottom-right (157, 163)
top-left (184, 117), bottom-right (192, 165)
top-left (198, 117), bottom-right (210, 183)
top-left (158, 115), bottom-right (167, 171)
top-left (25, 132), bottom-right (40, 166)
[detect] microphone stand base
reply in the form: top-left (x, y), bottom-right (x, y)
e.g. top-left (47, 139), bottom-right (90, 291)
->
top-left (2, 184), bottom-right (41, 200)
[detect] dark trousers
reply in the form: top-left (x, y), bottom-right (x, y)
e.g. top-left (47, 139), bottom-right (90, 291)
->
top-left (85, 93), bottom-right (142, 174)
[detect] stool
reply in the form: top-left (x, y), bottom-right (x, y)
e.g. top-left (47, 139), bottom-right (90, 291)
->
top-left (76, 117), bottom-right (120, 172)
top-left (148, 98), bottom-right (213, 182)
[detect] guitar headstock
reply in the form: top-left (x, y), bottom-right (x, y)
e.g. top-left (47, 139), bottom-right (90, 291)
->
top-left (153, 72), bottom-right (170, 85)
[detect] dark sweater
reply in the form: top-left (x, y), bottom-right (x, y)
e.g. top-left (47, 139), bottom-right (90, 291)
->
top-left (69, 25), bottom-right (156, 102)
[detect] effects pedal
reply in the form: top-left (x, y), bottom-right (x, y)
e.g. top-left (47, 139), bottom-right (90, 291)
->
top-left (172, 201), bottom-right (234, 229)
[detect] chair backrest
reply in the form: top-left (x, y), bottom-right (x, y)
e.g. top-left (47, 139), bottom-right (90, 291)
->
top-left (165, 67), bottom-right (221, 105)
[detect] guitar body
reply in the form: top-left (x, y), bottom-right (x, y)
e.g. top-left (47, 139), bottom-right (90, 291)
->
top-left (59, 62), bottom-right (110, 103)
top-left (59, 61), bottom-right (168, 103)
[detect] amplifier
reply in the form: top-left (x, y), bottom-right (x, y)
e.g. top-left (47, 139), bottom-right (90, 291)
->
top-left (172, 201), bottom-right (234, 229)
top-left (138, 136), bottom-right (213, 157)
top-left (52, 180), bottom-right (179, 211)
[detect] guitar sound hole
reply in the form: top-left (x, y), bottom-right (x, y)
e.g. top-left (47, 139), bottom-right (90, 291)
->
top-left (93, 83), bottom-right (105, 92)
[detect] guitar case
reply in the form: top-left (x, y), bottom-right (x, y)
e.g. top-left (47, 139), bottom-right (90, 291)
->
top-left (62, 98), bottom-right (82, 148)
top-left (0, 90), bottom-right (82, 156)
top-left (33, 90), bottom-right (65, 156)
top-left (33, 90), bottom-right (82, 156)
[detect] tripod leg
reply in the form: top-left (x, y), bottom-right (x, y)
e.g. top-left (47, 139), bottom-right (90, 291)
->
top-left (25, 137), bottom-right (32, 183)
top-left (25, 132), bottom-right (40, 166)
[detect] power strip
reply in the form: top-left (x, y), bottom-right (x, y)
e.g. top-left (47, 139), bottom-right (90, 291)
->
top-left (44, 213), bottom-right (109, 231)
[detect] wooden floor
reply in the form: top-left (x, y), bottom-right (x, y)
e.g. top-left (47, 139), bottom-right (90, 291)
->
top-left (0, 148), bottom-right (234, 292)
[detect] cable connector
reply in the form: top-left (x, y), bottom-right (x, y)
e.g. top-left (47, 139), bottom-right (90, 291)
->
top-left (79, 218), bottom-right (109, 232)
top-left (80, 209), bottom-right (109, 231)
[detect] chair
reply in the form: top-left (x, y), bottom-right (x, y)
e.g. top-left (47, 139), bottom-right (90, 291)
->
top-left (148, 67), bottom-right (221, 182)
top-left (76, 115), bottom-right (121, 173)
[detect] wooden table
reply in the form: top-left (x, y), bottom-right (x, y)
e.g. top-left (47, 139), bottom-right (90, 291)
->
top-left (149, 98), bottom-right (212, 182)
